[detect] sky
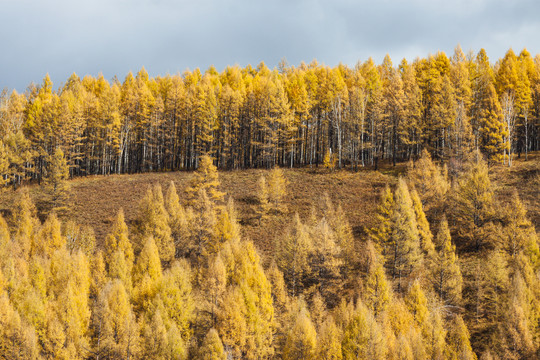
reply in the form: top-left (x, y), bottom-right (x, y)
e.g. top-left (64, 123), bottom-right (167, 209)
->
top-left (1, 0), bottom-right (540, 92)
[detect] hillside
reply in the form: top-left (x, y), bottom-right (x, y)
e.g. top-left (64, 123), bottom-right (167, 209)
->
top-left (1, 153), bottom-right (538, 259)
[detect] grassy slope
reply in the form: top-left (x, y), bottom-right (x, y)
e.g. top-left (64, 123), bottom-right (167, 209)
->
top-left (1, 153), bottom-right (538, 261)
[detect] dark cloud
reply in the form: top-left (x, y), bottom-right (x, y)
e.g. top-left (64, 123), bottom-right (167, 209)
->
top-left (1, 0), bottom-right (539, 91)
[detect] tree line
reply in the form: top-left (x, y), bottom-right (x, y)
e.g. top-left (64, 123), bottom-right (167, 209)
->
top-left (0, 152), bottom-right (539, 359)
top-left (1, 47), bottom-right (539, 185)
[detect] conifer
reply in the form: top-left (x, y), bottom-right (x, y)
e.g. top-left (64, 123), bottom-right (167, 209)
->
top-left (136, 185), bottom-right (174, 262)
top-left (165, 181), bottom-right (191, 257)
top-left (276, 213), bottom-right (312, 296)
top-left (283, 306), bottom-right (317, 360)
top-left (198, 328), bottom-right (226, 360)
top-left (185, 154), bottom-right (225, 204)
top-left (267, 167), bottom-right (288, 213)
top-left (255, 174), bottom-right (271, 224)
top-left (105, 208), bottom-right (133, 272)
top-left (364, 256), bottom-right (391, 316)
top-left (341, 302), bottom-right (386, 360)
top-left (432, 216), bottom-right (463, 308)
top-left (447, 315), bottom-right (476, 360)
top-left (368, 185), bottom-right (394, 256)
top-left (45, 147), bottom-right (70, 213)
top-left (388, 178), bottom-right (422, 292)
top-left (451, 156), bottom-right (496, 252)
top-left (317, 315), bottom-right (342, 360)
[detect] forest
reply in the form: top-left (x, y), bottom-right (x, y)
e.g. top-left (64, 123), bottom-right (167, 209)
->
top-left (0, 46), bottom-right (540, 184)
top-left (0, 47), bottom-right (539, 360)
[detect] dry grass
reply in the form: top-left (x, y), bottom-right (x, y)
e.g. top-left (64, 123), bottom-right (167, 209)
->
top-left (490, 152), bottom-right (540, 228)
top-left (0, 153), bottom-right (537, 259)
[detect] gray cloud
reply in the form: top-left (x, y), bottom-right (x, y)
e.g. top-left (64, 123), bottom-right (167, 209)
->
top-left (1, 0), bottom-right (539, 91)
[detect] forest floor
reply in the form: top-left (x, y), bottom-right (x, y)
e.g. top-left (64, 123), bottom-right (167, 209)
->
top-left (1, 152), bottom-right (538, 259)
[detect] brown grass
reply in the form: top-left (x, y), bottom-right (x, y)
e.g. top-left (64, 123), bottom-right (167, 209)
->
top-left (0, 153), bottom-right (537, 259)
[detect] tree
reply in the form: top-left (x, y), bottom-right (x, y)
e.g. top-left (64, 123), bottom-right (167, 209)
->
top-left (446, 315), bottom-right (476, 360)
top-left (364, 253), bottom-right (391, 316)
top-left (387, 178), bottom-right (422, 292)
top-left (276, 213), bottom-right (312, 296)
top-left (283, 306), bottom-right (317, 360)
top-left (185, 154), bottom-right (224, 204)
top-left (410, 188), bottom-right (436, 262)
top-left (198, 328), bottom-right (226, 360)
top-left (451, 156), bottom-right (496, 252)
top-left (341, 302), bottom-right (386, 360)
top-left (407, 149), bottom-right (448, 215)
top-left (217, 239), bottom-right (275, 359)
top-left (267, 167), bottom-right (288, 213)
top-left (368, 185), bottom-right (394, 256)
top-left (93, 280), bottom-right (140, 359)
top-left (432, 217), bottom-right (463, 308)
top-left (309, 218), bottom-right (342, 300)
top-left (136, 185), bottom-right (174, 263)
top-left (104, 208), bottom-right (134, 273)
top-left (45, 147), bottom-right (70, 213)
top-left (0, 140), bottom-right (9, 188)
top-left (133, 236), bottom-right (163, 313)
top-left (0, 293), bottom-right (40, 359)
top-left (317, 316), bottom-right (342, 360)
top-left (165, 181), bottom-right (191, 258)
top-left (255, 174), bottom-right (271, 224)
top-left (471, 49), bottom-right (507, 162)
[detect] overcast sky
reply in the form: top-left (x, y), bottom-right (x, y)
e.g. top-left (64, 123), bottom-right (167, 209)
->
top-left (1, 0), bottom-right (539, 92)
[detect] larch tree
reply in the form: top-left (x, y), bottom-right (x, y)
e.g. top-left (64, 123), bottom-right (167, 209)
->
top-left (451, 156), bottom-right (496, 252)
top-left (267, 167), bottom-right (288, 213)
top-left (368, 184), bottom-right (394, 256)
top-left (283, 306), bottom-right (318, 360)
top-left (45, 147), bottom-right (70, 213)
top-left (364, 254), bottom-right (391, 316)
top-left (388, 178), bottom-right (422, 293)
top-left (276, 213), bottom-right (312, 296)
top-left (255, 174), bottom-right (271, 224)
top-left (93, 280), bottom-right (140, 359)
top-left (133, 236), bottom-right (163, 313)
top-left (432, 216), bottom-right (463, 309)
top-left (316, 315), bottom-right (342, 360)
top-left (407, 149), bottom-right (449, 216)
top-left (165, 181), bottom-right (191, 258)
top-left (198, 328), bottom-right (226, 360)
top-left (104, 208), bottom-right (134, 274)
top-left (410, 188), bottom-right (436, 263)
top-left (446, 315), bottom-right (476, 360)
top-left (341, 302), bottom-right (387, 360)
top-left (185, 154), bottom-right (225, 205)
top-left (136, 185), bottom-right (174, 263)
